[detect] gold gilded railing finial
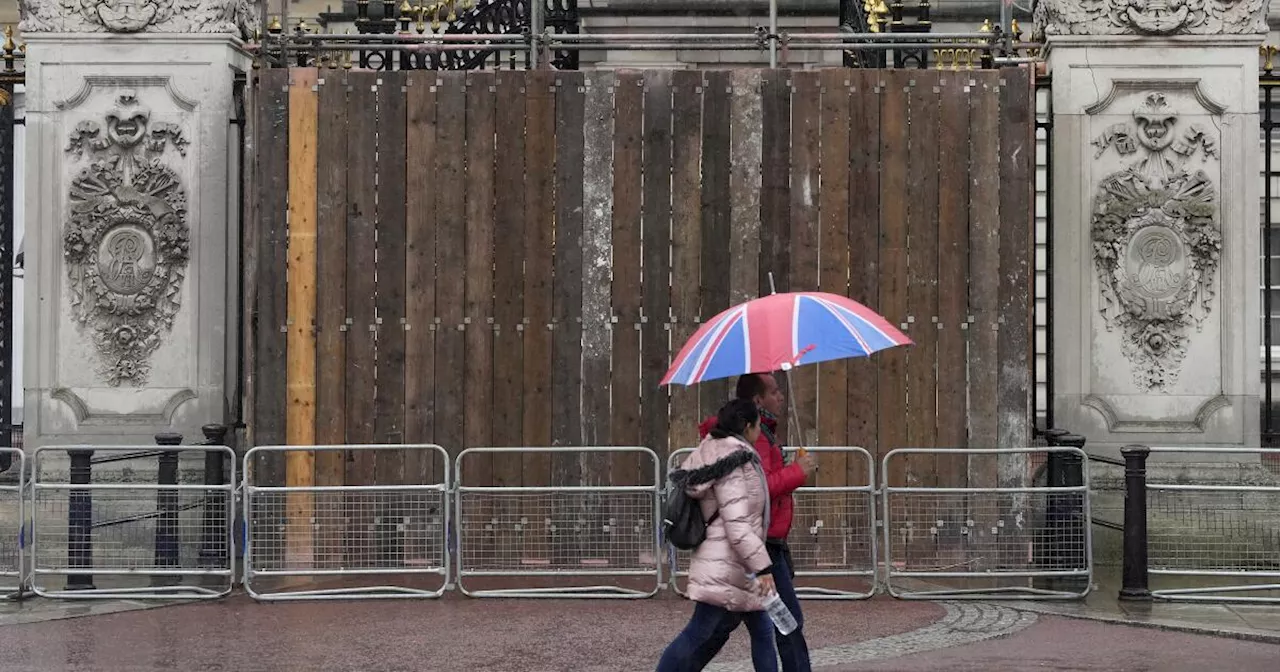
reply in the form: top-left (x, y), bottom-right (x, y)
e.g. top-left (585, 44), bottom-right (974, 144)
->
top-left (1263, 45), bottom-right (1278, 73)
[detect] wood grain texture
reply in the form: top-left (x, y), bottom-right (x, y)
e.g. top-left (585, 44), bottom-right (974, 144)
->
top-left (492, 70), bottom-right (526, 480)
top-left (285, 67), bottom-right (318, 567)
top-left (818, 69), bottom-right (851, 485)
top-left (967, 72), bottom-right (1001, 489)
top-left (996, 68), bottom-right (1035, 466)
top-left (464, 72), bottom-right (496, 483)
top-left (905, 71), bottom-right (940, 486)
top-left (580, 72), bottom-right (615, 484)
top-left (699, 71), bottom-right (733, 415)
top-left (788, 71), bottom-right (821, 447)
top-left (404, 72), bottom-right (437, 485)
top-left (759, 69), bottom-right (792, 442)
top-left (610, 70), bottom-right (643, 488)
top-left (846, 69), bottom-right (880, 469)
top-left (313, 69), bottom-right (349, 568)
top-left (729, 70), bottom-right (762, 309)
top-left (434, 72), bottom-right (468, 475)
top-left (253, 69), bottom-right (289, 487)
top-left (553, 71), bottom-right (586, 566)
top-left (935, 72), bottom-right (972, 486)
top-left (640, 69), bottom-right (672, 464)
top-left (877, 72), bottom-right (910, 486)
top-left (342, 71), bottom-right (378, 567)
top-left (668, 70), bottom-right (704, 454)
top-left (490, 70), bottom-right (527, 564)
top-left (375, 73), bottom-right (410, 563)
top-left (523, 70), bottom-right (557, 562)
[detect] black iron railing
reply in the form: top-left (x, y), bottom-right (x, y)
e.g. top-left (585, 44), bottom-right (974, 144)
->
top-left (1262, 50), bottom-right (1279, 446)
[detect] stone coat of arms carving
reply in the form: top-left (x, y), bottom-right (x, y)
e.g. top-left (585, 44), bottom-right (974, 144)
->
top-left (63, 92), bottom-right (190, 386)
top-left (1034, 0), bottom-right (1268, 36)
top-left (1091, 92), bottom-right (1220, 390)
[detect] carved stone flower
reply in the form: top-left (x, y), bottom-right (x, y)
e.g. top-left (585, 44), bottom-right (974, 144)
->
top-left (112, 325), bottom-right (137, 346)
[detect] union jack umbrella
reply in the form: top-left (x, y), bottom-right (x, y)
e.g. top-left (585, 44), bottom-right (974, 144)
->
top-left (660, 291), bottom-right (912, 387)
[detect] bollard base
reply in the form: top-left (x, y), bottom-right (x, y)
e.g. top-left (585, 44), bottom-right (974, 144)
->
top-left (1118, 587), bottom-right (1152, 602)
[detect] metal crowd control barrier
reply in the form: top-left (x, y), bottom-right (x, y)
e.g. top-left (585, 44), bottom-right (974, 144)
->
top-left (666, 446), bottom-right (878, 600)
top-left (0, 448), bottom-right (24, 596)
top-left (455, 446), bottom-right (662, 599)
top-left (881, 447), bottom-right (1093, 600)
top-left (242, 445), bottom-right (450, 601)
top-left (30, 445), bottom-right (237, 599)
top-left (1143, 447), bottom-right (1280, 603)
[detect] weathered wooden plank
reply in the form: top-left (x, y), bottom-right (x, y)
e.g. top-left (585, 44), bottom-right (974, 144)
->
top-left (759, 69), bottom-right (791, 441)
top-left (788, 71), bottom-right (821, 447)
top-left (729, 69), bottom-right (762, 312)
top-left (905, 71), bottom-right (941, 486)
top-left (343, 71), bottom-right (378, 568)
top-left (877, 71), bottom-right (910, 487)
top-left (464, 71), bottom-right (496, 489)
top-left (611, 70), bottom-right (643, 489)
top-left (375, 72), bottom-right (410, 563)
top-left (285, 67), bottom-right (319, 568)
top-left (553, 70), bottom-right (586, 455)
top-left (404, 72), bottom-right (437, 487)
top-left (936, 71), bottom-right (972, 486)
top-left (967, 72), bottom-right (1001, 489)
top-left (997, 68), bottom-right (1035, 460)
top-left (434, 72), bottom-right (468, 477)
top-left (553, 71), bottom-right (586, 567)
top-left (581, 72), bottom-right (614, 481)
top-left (580, 71), bottom-right (615, 567)
top-left (846, 69), bottom-right (880, 471)
top-left (818, 69), bottom-right (851, 487)
top-left (524, 69), bottom-right (557, 562)
top-left (344, 70), bottom-right (379, 465)
top-left (669, 70), bottom-right (703, 454)
top-left (376, 73), bottom-right (409, 455)
top-left (253, 69), bottom-right (288, 488)
top-left (492, 71), bottom-right (526, 497)
top-left (641, 69), bottom-right (672, 466)
top-left (699, 71), bottom-right (733, 415)
top-left (313, 69), bottom-right (349, 568)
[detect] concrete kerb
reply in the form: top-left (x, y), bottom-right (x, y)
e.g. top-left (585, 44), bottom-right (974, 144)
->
top-left (1004, 599), bottom-right (1280, 646)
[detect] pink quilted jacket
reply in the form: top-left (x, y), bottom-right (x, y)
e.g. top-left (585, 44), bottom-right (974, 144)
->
top-left (682, 434), bottom-right (772, 612)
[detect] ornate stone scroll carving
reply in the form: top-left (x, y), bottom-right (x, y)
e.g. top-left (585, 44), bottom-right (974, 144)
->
top-left (19, 0), bottom-right (258, 36)
top-left (1091, 92), bottom-right (1220, 390)
top-left (1034, 0), bottom-right (1268, 36)
top-left (63, 92), bottom-right (190, 386)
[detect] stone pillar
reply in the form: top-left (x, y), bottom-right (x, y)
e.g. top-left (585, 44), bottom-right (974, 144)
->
top-left (18, 1), bottom-right (256, 447)
top-left (1037, 1), bottom-right (1266, 452)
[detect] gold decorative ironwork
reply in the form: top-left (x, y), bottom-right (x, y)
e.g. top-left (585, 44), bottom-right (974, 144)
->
top-left (1262, 44), bottom-right (1278, 73)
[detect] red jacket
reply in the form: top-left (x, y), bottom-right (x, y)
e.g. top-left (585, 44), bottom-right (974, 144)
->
top-left (698, 414), bottom-right (807, 540)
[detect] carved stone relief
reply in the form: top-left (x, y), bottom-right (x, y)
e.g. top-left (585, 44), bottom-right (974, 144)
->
top-left (63, 92), bottom-right (190, 386)
top-left (1034, 0), bottom-right (1268, 36)
top-left (19, 0), bottom-right (258, 36)
top-left (1091, 92), bottom-right (1220, 390)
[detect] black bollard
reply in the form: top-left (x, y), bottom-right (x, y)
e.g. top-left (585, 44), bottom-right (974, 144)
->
top-left (1119, 444), bottom-right (1152, 601)
top-left (66, 449), bottom-right (95, 590)
top-left (199, 424), bottom-right (229, 566)
top-left (154, 433), bottom-right (183, 579)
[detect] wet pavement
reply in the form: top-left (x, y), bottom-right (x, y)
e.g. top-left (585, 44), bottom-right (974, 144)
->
top-left (0, 590), bottom-right (1276, 671)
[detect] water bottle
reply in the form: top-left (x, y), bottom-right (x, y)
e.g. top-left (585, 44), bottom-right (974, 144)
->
top-left (750, 573), bottom-right (797, 635)
top-left (761, 591), bottom-right (798, 635)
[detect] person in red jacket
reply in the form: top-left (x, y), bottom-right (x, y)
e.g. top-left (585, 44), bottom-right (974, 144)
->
top-left (693, 373), bottom-right (817, 672)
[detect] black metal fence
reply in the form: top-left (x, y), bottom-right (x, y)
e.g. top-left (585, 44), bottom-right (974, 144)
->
top-left (1263, 59), bottom-right (1280, 446)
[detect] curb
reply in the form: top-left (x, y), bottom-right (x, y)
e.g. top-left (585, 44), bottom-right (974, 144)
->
top-left (1006, 601), bottom-right (1280, 646)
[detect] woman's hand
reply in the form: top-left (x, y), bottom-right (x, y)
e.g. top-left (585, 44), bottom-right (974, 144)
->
top-left (755, 574), bottom-right (778, 597)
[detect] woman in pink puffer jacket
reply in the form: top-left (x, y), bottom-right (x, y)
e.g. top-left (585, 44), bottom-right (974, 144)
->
top-left (657, 399), bottom-right (779, 672)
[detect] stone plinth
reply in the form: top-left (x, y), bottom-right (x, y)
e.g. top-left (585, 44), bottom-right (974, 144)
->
top-left (1039, 1), bottom-right (1265, 453)
top-left (19, 3), bottom-right (255, 448)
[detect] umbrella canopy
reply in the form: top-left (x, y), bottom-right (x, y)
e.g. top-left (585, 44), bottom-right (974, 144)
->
top-left (661, 291), bottom-right (911, 387)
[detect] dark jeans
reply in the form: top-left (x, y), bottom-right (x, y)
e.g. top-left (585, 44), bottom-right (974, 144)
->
top-left (657, 600), bottom-right (778, 672)
top-left (687, 541), bottom-right (811, 672)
